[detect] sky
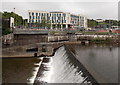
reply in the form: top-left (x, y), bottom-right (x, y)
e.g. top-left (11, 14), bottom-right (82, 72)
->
top-left (1, 0), bottom-right (120, 20)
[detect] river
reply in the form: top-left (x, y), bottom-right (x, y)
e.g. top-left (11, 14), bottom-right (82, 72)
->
top-left (2, 44), bottom-right (118, 84)
top-left (35, 44), bottom-right (118, 84)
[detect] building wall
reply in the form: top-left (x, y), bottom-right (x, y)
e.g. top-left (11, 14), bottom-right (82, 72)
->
top-left (10, 17), bottom-right (14, 28)
top-left (14, 34), bottom-right (48, 45)
top-left (28, 10), bottom-right (87, 29)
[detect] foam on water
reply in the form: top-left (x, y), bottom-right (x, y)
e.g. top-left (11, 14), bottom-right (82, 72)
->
top-left (35, 46), bottom-right (92, 83)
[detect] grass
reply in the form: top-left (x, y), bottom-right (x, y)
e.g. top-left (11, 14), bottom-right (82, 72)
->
top-left (91, 37), bottom-right (112, 43)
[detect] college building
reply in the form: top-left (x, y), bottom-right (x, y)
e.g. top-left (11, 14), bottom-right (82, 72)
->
top-left (28, 10), bottom-right (87, 29)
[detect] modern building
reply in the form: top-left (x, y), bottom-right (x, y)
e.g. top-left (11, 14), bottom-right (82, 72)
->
top-left (28, 10), bottom-right (87, 29)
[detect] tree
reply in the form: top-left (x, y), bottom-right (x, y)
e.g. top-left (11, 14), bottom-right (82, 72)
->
top-left (41, 16), bottom-right (47, 29)
top-left (87, 19), bottom-right (97, 28)
top-left (105, 20), bottom-right (118, 26)
top-left (57, 22), bottom-right (61, 29)
top-left (2, 11), bottom-right (23, 26)
top-left (2, 11), bottom-right (23, 35)
top-left (41, 16), bottom-right (51, 29)
top-left (46, 20), bottom-right (51, 29)
top-left (118, 21), bottom-right (120, 26)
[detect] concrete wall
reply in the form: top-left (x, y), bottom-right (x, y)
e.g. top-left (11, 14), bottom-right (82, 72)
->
top-left (14, 34), bottom-right (48, 45)
top-left (13, 34), bottom-right (118, 46)
top-left (2, 33), bottom-right (14, 45)
top-left (14, 34), bottom-right (69, 45)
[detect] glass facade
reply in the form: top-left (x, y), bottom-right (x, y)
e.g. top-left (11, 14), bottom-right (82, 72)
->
top-left (28, 11), bottom-right (87, 28)
top-left (36, 13), bottom-right (38, 16)
top-left (32, 12), bottom-right (34, 16)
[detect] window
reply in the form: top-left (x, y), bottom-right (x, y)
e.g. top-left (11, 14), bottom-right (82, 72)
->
top-left (47, 13), bottom-right (49, 17)
top-left (53, 14), bottom-right (56, 17)
top-left (44, 13), bottom-right (46, 16)
top-left (47, 17), bottom-right (50, 20)
top-left (58, 17), bottom-right (60, 20)
top-left (52, 17), bottom-right (56, 20)
top-left (32, 13), bottom-right (34, 16)
top-left (42, 13), bottom-right (43, 16)
top-left (32, 19), bottom-right (34, 23)
top-left (62, 17), bottom-right (65, 20)
top-left (62, 20), bottom-right (64, 23)
top-left (38, 16), bottom-right (40, 19)
top-left (52, 20), bottom-right (54, 23)
top-left (63, 13), bottom-right (66, 17)
top-left (29, 16), bottom-right (31, 19)
top-left (36, 13), bottom-right (38, 16)
top-left (29, 12), bottom-right (31, 16)
top-left (52, 17), bottom-right (54, 20)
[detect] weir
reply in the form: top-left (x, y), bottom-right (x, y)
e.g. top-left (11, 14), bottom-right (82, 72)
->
top-left (34, 46), bottom-right (98, 84)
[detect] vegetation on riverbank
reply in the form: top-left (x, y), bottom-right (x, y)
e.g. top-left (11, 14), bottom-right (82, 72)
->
top-left (91, 37), bottom-right (113, 44)
top-left (87, 19), bottom-right (120, 28)
top-left (77, 31), bottom-right (110, 35)
top-left (1, 12), bottom-right (23, 35)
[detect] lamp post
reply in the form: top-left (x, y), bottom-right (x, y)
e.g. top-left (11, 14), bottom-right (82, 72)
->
top-left (13, 8), bottom-right (16, 28)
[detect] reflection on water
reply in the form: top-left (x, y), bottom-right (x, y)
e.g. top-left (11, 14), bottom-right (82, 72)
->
top-left (2, 57), bottom-right (42, 83)
top-left (68, 45), bottom-right (118, 83)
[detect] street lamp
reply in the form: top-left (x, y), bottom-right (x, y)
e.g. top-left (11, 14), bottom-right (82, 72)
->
top-left (13, 8), bottom-right (16, 28)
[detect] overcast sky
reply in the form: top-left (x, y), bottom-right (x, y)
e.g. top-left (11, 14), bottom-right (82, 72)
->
top-left (2, 0), bottom-right (119, 20)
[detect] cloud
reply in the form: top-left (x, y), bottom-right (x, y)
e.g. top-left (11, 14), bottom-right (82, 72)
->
top-left (2, 2), bottom-right (118, 20)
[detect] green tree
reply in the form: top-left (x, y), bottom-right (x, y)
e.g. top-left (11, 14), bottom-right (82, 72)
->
top-left (41, 16), bottom-right (46, 29)
top-left (87, 19), bottom-right (97, 28)
top-left (105, 20), bottom-right (118, 26)
top-left (46, 20), bottom-right (51, 29)
top-left (41, 16), bottom-right (51, 29)
top-left (57, 22), bottom-right (61, 28)
top-left (118, 21), bottom-right (120, 26)
top-left (2, 11), bottom-right (23, 35)
top-left (2, 11), bottom-right (23, 26)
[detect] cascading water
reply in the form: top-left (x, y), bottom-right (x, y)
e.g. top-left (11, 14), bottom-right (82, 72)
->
top-left (35, 46), bottom-right (95, 84)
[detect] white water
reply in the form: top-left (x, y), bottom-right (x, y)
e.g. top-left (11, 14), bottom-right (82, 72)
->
top-left (36, 46), bottom-right (91, 83)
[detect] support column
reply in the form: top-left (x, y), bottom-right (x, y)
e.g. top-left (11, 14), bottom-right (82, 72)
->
top-left (56, 24), bottom-right (57, 30)
top-left (51, 24), bottom-right (53, 29)
top-left (66, 24), bottom-right (68, 29)
top-left (61, 24), bottom-right (63, 30)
